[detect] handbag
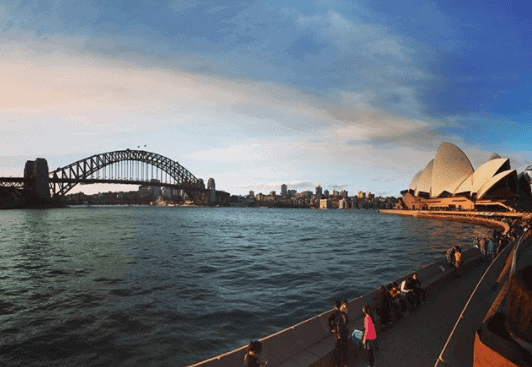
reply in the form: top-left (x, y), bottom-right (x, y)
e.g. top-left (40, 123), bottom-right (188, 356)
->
top-left (351, 329), bottom-right (363, 349)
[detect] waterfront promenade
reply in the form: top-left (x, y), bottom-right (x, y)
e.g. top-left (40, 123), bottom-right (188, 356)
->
top-left (187, 210), bottom-right (524, 367)
top-left (348, 260), bottom-right (489, 367)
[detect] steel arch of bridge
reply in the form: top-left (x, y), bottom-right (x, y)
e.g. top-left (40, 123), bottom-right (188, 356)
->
top-left (49, 149), bottom-right (204, 198)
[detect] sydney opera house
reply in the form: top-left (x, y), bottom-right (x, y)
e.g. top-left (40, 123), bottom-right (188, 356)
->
top-left (398, 142), bottom-right (532, 212)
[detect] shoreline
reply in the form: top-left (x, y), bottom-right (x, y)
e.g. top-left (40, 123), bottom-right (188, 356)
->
top-left (377, 209), bottom-right (514, 234)
top-left (186, 210), bottom-right (522, 366)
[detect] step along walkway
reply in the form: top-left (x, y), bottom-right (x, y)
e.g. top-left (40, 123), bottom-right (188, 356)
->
top-left (348, 261), bottom-right (489, 367)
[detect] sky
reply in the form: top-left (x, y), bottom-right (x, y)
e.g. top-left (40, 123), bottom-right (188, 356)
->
top-left (1, 0), bottom-right (532, 197)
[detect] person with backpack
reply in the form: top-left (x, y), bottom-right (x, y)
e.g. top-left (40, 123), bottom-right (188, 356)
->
top-left (328, 300), bottom-right (342, 339)
top-left (329, 299), bottom-right (350, 367)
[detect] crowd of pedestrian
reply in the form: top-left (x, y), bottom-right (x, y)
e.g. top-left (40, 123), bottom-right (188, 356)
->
top-left (471, 218), bottom-right (529, 264)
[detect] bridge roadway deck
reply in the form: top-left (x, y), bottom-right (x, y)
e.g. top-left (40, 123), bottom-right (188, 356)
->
top-left (347, 260), bottom-right (489, 367)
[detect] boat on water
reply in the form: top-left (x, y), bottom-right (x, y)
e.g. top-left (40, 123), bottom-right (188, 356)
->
top-left (186, 211), bottom-right (531, 367)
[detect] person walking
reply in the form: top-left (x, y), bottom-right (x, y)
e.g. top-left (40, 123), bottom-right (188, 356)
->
top-left (362, 304), bottom-right (377, 367)
top-left (454, 246), bottom-right (463, 278)
top-left (479, 237), bottom-right (487, 261)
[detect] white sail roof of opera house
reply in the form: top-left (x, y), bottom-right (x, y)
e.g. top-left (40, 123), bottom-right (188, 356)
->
top-left (415, 159), bottom-right (434, 196)
top-left (477, 169), bottom-right (517, 199)
top-left (409, 170), bottom-right (424, 191)
top-left (431, 142), bottom-right (474, 198)
top-left (454, 157), bottom-right (510, 196)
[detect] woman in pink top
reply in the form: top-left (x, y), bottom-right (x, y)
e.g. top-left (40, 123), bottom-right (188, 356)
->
top-left (362, 304), bottom-right (377, 367)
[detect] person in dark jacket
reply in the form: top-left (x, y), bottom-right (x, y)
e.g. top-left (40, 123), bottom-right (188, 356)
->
top-left (329, 299), bottom-right (350, 367)
top-left (400, 276), bottom-right (417, 310)
top-left (337, 300), bottom-right (350, 367)
top-left (327, 300), bottom-right (342, 338)
top-left (375, 286), bottom-right (392, 327)
top-left (446, 246), bottom-right (456, 268)
top-left (243, 340), bottom-right (266, 367)
top-left (411, 273), bottom-right (426, 305)
top-left (389, 282), bottom-right (408, 317)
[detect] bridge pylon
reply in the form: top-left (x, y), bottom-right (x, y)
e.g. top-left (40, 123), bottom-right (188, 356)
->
top-left (24, 158), bottom-right (52, 205)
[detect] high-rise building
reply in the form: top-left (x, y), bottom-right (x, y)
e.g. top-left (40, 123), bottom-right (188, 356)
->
top-left (358, 191), bottom-right (365, 199)
top-left (315, 185), bottom-right (323, 196)
top-left (249, 190), bottom-right (255, 197)
top-left (340, 190), bottom-right (348, 198)
top-left (323, 189), bottom-right (329, 197)
top-left (332, 190), bottom-right (339, 197)
top-left (281, 184), bottom-right (287, 196)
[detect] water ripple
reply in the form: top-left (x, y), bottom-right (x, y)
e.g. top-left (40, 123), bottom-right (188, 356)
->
top-left (0, 206), bottom-right (492, 366)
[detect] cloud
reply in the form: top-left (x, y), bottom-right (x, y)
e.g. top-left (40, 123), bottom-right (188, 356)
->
top-left (2, 2), bottom-right (431, 121)
top-left (291, 10), bottom-right (429, 117)
top-left (3, 2), bottom-right (527, 199)
top-left (0, 37), bottom-right (484, 182)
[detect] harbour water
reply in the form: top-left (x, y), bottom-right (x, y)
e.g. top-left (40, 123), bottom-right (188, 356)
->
top-left (0, 206), bottom-right (493, 366)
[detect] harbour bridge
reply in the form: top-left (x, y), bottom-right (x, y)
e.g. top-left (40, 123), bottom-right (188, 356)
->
top-left (0, 149), bottom-right (211, 206)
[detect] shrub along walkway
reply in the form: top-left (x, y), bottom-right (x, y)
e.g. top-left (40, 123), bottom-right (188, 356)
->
top-left (349, 261), bottom-right (489, 367)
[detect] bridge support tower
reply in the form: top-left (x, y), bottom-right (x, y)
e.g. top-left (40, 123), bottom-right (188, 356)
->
top-left (24, 158), bottom-right (51, 205)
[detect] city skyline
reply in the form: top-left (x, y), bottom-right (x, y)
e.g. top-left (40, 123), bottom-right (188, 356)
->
top-left (2, 0), bottom-right (532, 197)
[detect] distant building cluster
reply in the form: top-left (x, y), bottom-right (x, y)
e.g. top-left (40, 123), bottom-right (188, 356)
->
top-left (64, 177), bottom-right (230, 206)
top-left (229, 185), bottom-right (394, 209)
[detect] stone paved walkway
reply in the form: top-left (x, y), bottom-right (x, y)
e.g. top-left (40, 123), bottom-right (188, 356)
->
top-left (348, 261), bottom-right (489, 367)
